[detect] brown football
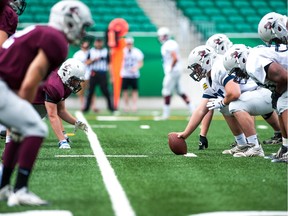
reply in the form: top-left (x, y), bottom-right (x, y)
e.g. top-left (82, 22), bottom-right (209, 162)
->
top-left (168, 132), bottom-right (187, 155)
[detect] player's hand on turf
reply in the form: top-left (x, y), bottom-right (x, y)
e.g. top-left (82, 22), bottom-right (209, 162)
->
top-left (74, 120), bottom-right (88, 133)
top-left (206, 98), bottom-right (226, 110)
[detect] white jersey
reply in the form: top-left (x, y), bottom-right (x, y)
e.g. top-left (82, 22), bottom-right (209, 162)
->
top-left (73, 49), bottom-right (90, 80)
top-left (120, 47), bottom-right (144, 79)
top-left (246, 45), bottom-right (288, 90)
top-left (202, 55), bottom-right (273, 116)
top-left (160, 39), bottom-right (181, 74)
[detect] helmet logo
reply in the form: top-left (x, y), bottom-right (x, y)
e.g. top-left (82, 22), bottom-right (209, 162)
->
top-left (213, 38), bottom-right (222, 45)
top-left (231, 51), bottom-right (240, 59)
top-left (70, 7), bottom-right (79, 16)
top-left (198, 50), bottom-right (208, 60)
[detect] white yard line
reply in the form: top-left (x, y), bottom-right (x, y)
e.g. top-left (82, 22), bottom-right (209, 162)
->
top-left (190, 211), bottom-right (288, 216)
top-left (0, 210), bottom-right (72, 216)
top-left (55, 155), bottom-right (148, 158)
top-left (75, 111), bottom-right (136, 216)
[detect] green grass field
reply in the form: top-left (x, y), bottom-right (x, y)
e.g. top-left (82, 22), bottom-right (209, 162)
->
top-left (0, 109), bottom-right (287, 216)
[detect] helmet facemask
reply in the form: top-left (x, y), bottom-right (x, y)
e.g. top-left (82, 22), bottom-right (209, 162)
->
top-left (228, 67), bottom-right (249, 84)
top-left (65, 76), bottom-right (83, 94)
top-left (10, 0), bottom-right (26, 15)
top-left (188, 63), bottom-right (207, 82)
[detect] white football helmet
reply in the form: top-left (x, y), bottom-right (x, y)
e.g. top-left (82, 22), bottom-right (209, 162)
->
top-left (258, 12), bottom-right (288, 47)
top-left (58, 58), bottom-right (85, 93)
top-left (206, 34), bottom-right (233, 55)
top-left (187, 45), bottom-right (217, 82)
top-left (9, 0), bottom-right (26, 15)
top-left (157, 27), bottom-right (170, 43)
top-left (223, 44), bottom-right (250, 84)
top-left (49, 0), bottom-right (94, 44)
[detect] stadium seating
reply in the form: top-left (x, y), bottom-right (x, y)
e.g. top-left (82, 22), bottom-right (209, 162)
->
top-left (175, 0), bottom-right (287, 39)
top-left (18, 0), bottom-right (156, 32)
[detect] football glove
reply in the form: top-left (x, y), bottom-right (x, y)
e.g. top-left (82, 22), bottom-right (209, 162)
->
top-left (74, 120), bottom-right (88, 133)
top-left (206, 98), bottom-right (226, 110)
top-left (199, 135), bottom-right (208, 150)
top-left (271, 91), bottom-right (281, 109)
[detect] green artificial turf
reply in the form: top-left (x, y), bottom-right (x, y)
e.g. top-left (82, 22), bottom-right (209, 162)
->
top-left (0, 110), bottom-right (287, 216)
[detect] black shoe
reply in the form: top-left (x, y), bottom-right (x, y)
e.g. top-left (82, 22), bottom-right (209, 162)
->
top-left (199, 135), bottom-right (208, 150)
top-left (0, 130), bottom-right (6, 139)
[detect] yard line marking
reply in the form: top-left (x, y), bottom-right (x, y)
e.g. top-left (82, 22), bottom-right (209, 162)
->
top-left (75, 111), bottom-right (136, 216)
top-left (64, 124), bottom-right (117, 128)
top-left (190, 211), bottom-right (288, 216)
top-left (0, 210), bottom-right (73, 216)
top-left (96, 116), bottom-right (139, 121)
top-left (55, 155), bottom-right (148, 158)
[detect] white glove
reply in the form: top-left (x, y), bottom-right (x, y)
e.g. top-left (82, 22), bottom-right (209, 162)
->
top-left (74, 120), bottom-right (88, 133)
top-left (206, 98), bottom-right (226, 110)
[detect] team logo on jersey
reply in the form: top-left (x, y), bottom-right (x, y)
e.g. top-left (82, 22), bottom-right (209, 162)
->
top-left (202, 83), bottom-right (208, 90)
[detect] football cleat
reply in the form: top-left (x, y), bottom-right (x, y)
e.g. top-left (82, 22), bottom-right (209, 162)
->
top-left (0, 185), bottom-right (12, 201)
top-left (0, 130), bottom-right (6, 139)
top-left (271, 152), bottom-right (288, 163)
top-left (233, 145), bottom-right (265, 157)
top-left (263, 134), bottom-right (282, 145)
top-left (8, 187), bottom-right (48, 206)
top-left (222, 143), bottom-right (252, 155)
top-left (58, 140), bottom-right (71, 149)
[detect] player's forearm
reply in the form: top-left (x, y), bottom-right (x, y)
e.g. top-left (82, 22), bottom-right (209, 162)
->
top-left (58, 110), bottom-right (77, 125)
top-left (49, 116), bottom-right (66, 141)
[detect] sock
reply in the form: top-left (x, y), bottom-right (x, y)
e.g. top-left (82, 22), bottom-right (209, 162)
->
top-left (14, 167), bottom-right (31, 191)
top-left (246, 134), bottom-right (259, 147)
top-left (5, 135), bottom-right (11, 144)
top-left (282, 137), bottom-right (288, 147)
top-left (235, 133), bottom-right (246, 145)
top-left (274, 131), bottom-right (281, 137)
top-left (0, 166), bottom-right (13, 188)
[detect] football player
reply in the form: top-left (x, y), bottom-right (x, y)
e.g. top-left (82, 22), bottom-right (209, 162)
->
top-left (198, 34), bottom-right (233, 150)
top-left (0, 0), bottom-right (93, 206)
top-left (120, 37), bottom-right (144, 112)
top-left (33, 58), bottom-right (88, 149)
top-left (157, 27), bottom-right (194, 119)
top-left (226, 12), bottom-right (287, 162)
top-left (176, 44), bottom-right (279, 157)
top-left (0, 0), bottom-right (26, 139)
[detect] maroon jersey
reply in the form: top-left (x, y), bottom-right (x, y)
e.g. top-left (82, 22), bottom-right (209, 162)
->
top-left (33, 70), bottom-right (72, 105)
top-left (0, 25), bottom-right (68, 90)
top-left (0, 4), bottom-right (18, 36)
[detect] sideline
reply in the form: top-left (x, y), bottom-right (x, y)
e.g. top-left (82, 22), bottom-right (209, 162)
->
top-left (75, 111), bottom-right (136, 216)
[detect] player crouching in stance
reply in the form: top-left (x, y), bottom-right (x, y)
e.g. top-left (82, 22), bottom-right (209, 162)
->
top-left (226, 12), bottom-right (288, 163)
top-left (33, 58), bottom-right (88, 149)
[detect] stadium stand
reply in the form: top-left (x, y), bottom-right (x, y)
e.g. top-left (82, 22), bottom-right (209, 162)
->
top-left (175, 0), bottom-right (287, 39)
top-left (18, 0), bottom-right (156, 32)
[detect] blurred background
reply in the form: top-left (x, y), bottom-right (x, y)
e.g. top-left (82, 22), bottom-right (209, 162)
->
top-left (17, 0), bottom-right (287, 107)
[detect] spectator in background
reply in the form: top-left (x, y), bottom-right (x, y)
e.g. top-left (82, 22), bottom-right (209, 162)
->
top-left (0, 0), bottom-right (93, 206)
top-left (157, 27), bottom-right (194, 119)
top-left (120, 37), bottom-right (144, 112)
top-left (73, 40), bottom-right (97, 111)
top-left (82, 37), bottom-right (114, 113)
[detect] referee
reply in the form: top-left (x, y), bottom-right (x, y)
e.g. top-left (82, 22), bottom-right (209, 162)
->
top-left (82, 37), bottom-right (114, 112)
